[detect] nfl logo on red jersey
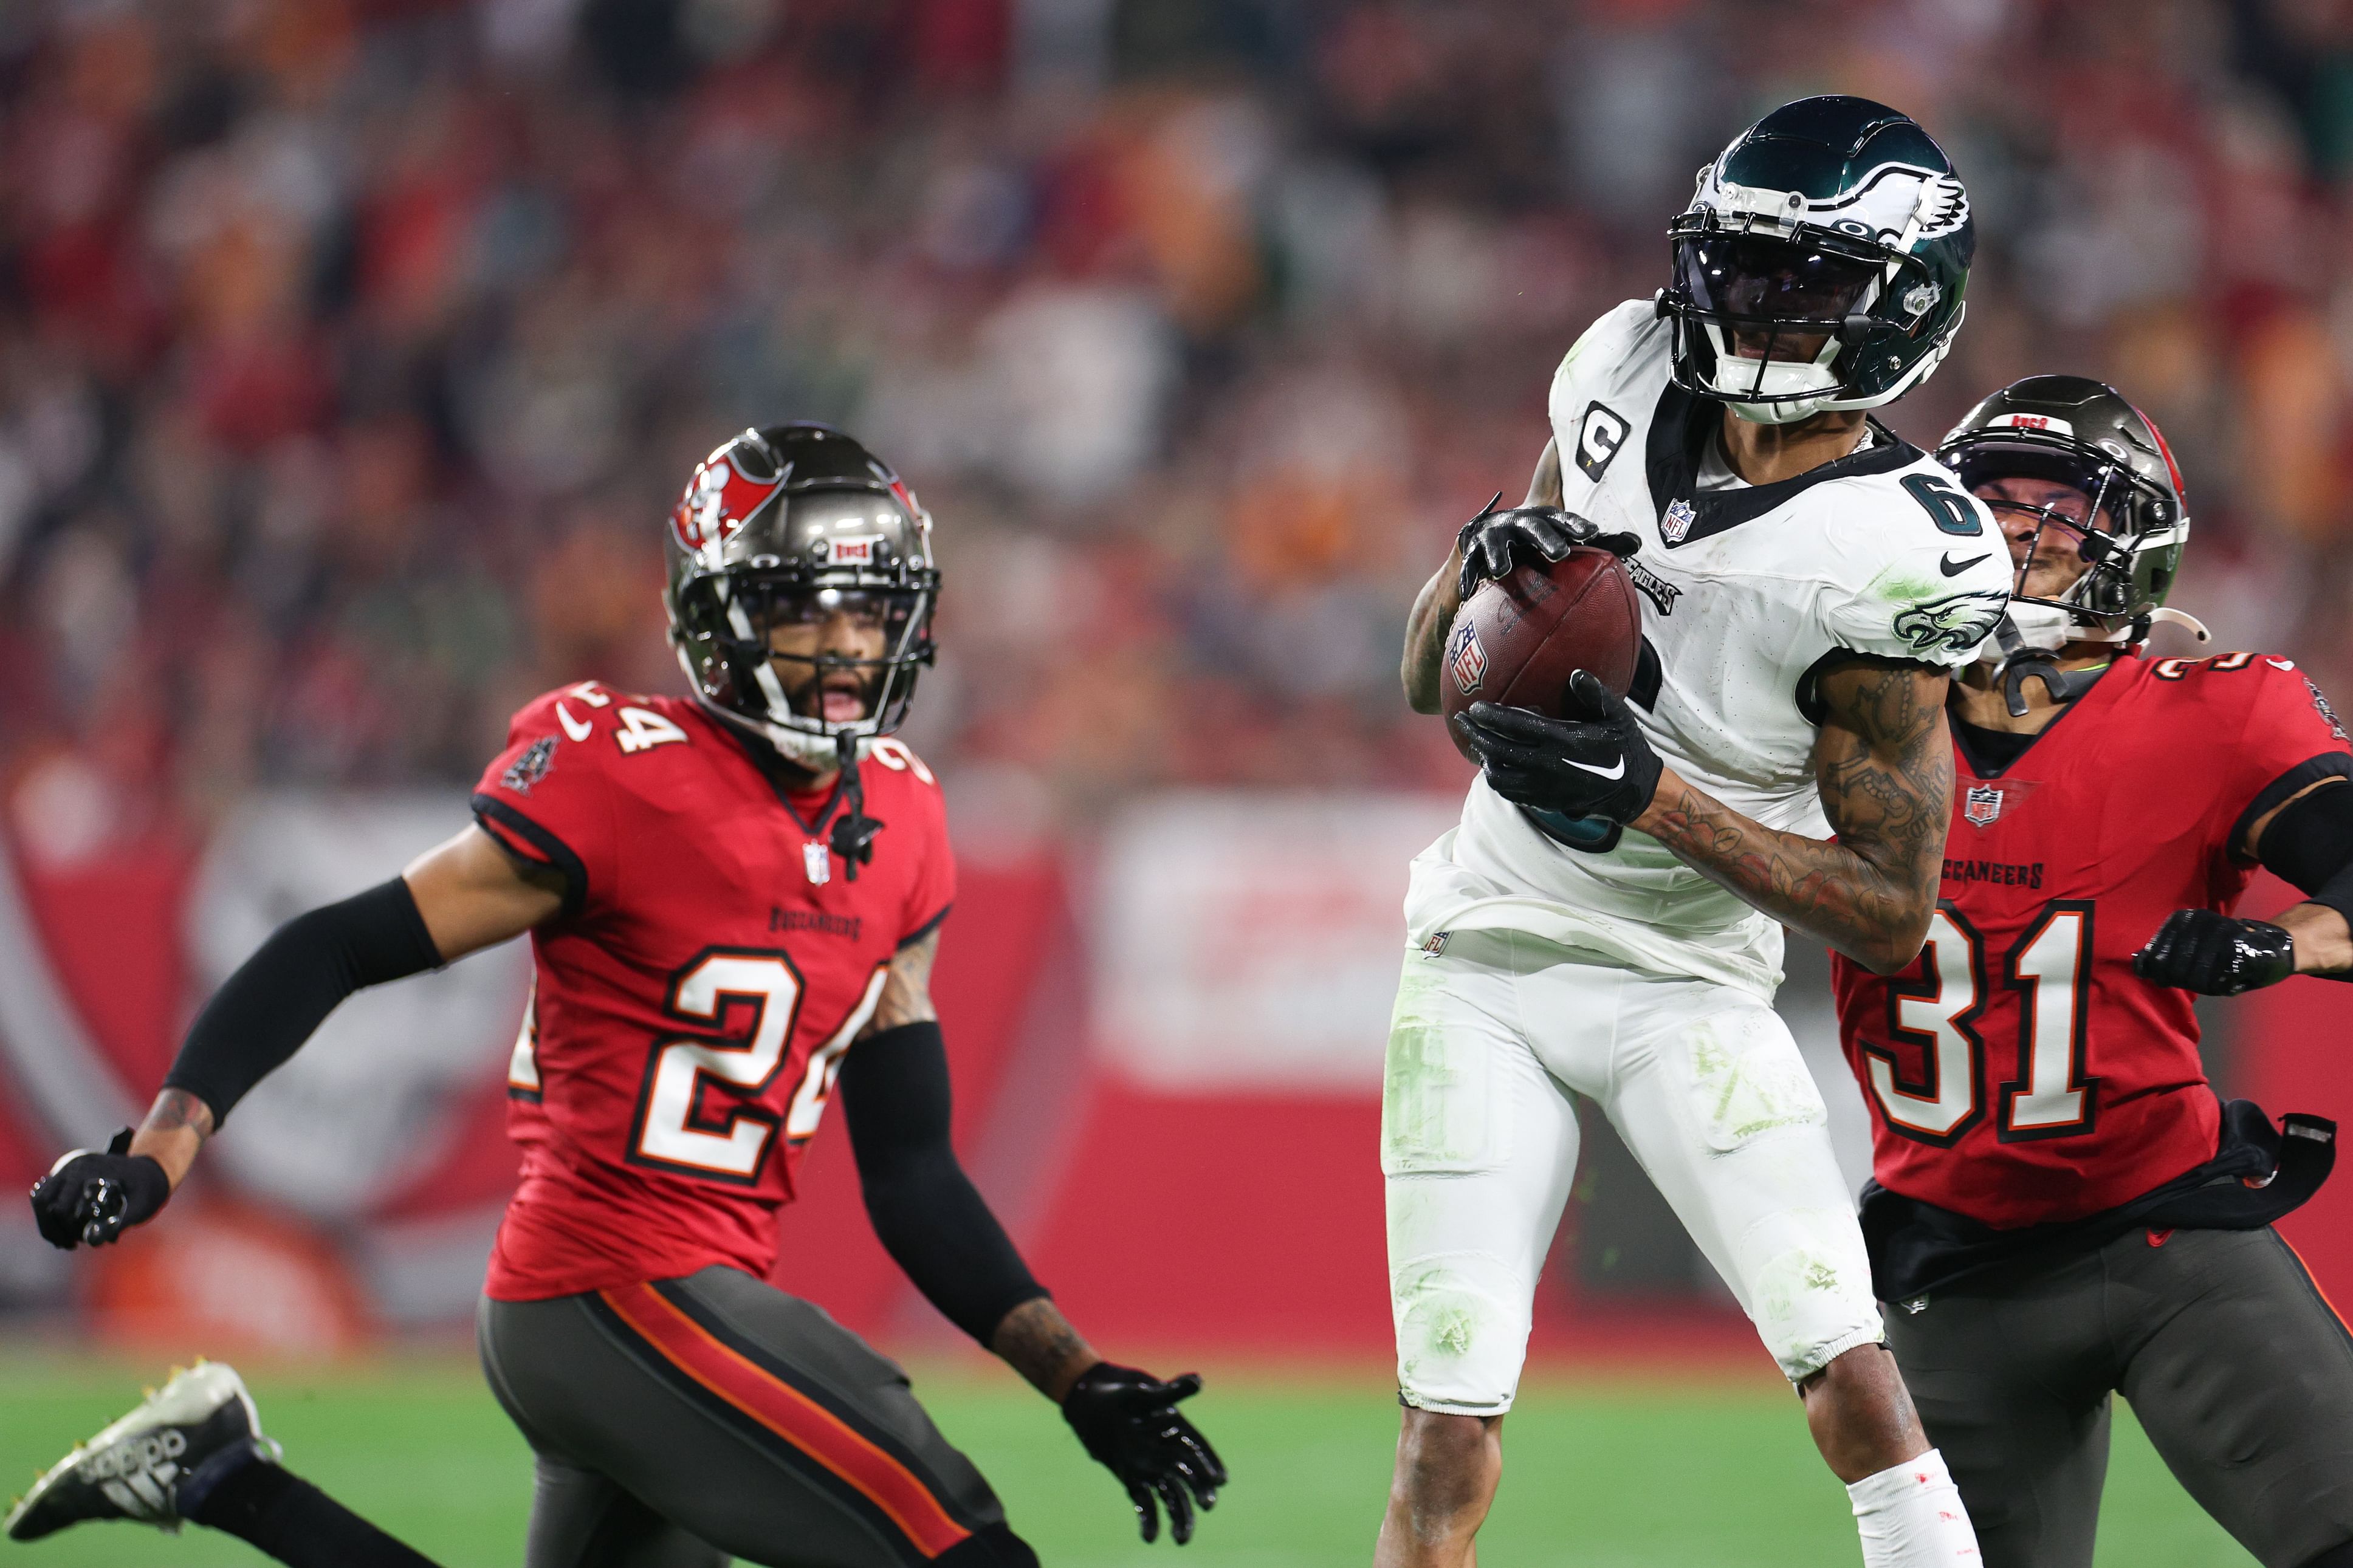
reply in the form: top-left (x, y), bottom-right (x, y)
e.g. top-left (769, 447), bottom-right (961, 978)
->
top-left (1448, 623), bottom-right (1486, 695)
top-left (1963, 783), bottom-right (2003, 827)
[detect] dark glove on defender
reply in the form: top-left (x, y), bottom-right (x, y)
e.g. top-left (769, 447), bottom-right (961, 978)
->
top-left (30, 1129), bottom-right (171, 1249)
top-left (1455, 494), bottom-right (1639, 603)
top-left (1062, 1363), bottom-right (1226, 1545)
top-left (2134, 908), bottom-right (2296, 996)
top-left (1457, 672), bottom-right (1663, 825)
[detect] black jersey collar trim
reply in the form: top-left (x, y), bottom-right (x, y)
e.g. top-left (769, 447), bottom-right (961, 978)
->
top-left (1644, 383), bottom-right (1922, 548)
top-left (1949, 661), bottom-right (2118, 780)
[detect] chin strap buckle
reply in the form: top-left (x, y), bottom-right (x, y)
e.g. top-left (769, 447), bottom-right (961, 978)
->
top-left (1990, 612), bottom-right (2104, 717)
top-left (826, 729), bottom-right (883, 880)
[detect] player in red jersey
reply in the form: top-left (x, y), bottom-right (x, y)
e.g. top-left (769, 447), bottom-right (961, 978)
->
top-left (15, 425), bottom-right (1224, 1568)
top-left (1829, 377), bottom-right (2353, 1568)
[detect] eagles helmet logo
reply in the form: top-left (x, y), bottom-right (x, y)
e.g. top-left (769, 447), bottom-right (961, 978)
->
top-left (1892, 590), bottom-right (2007, 656)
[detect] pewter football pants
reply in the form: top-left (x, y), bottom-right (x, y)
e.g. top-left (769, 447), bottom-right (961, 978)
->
top-left (476, 1267), bottom-right (1033, 1568)
top-left (1383, 927), bottom-right (1881, 1411)
top-left (1888, 1225), bottom-right (2353, 1568)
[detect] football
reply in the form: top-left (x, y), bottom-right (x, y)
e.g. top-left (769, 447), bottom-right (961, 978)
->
top-left (1439, 546), bottom-right (1644, 761)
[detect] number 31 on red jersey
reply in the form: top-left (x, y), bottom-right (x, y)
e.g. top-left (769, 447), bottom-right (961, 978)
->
top-left (1864, 902), bottom-right (2095, 1145)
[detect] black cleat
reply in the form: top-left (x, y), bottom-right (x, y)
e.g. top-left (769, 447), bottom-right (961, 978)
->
top-left (5, 1361), bottom-right (278, 1541)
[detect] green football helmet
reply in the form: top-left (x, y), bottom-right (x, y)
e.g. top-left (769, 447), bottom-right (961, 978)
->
top-left (1661, 95), bottom-right (1974, 425)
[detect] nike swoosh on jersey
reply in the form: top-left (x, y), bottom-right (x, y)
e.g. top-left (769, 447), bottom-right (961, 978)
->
top-left (1940, 552), bottom-right (1993, 577)
top-left (1565, 755), bottom-right (1626, 779)
top-left (557, 702), bottom-right (594, 742)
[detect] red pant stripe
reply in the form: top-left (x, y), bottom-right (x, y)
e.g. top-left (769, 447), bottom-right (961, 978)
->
top-left (597, 1282), bottom-right (972, 1556)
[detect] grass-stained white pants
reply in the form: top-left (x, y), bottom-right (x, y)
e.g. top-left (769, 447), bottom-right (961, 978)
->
top-left (1383, 927), bottom-right (1881, 1412)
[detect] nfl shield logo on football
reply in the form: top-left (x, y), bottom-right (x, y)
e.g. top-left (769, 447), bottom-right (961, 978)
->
top-left (803, 840), bottom-right (832, 885)
top-left (1661, 498), bottom-right (1696, 544)
top-left (1963, 784), bottom-right (2002, 827)
top-left (1447, 622), bottom-right (1486, 695)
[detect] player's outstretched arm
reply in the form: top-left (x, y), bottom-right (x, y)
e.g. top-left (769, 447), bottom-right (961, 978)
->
top-left (2136, 777), bottom-right (2353, 993)
top-left (837, 932), bottom-right (1225, 1544)
top-left (28, 826), bottom-right (563, 1250)
top-left (1634, 659), bottom-right (1953, 974)
top-left (1402, 439), bottom-right (1565, 713)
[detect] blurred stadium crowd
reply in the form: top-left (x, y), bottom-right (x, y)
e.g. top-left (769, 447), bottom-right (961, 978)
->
top-left (2, 0), bottom-right (2349, 864)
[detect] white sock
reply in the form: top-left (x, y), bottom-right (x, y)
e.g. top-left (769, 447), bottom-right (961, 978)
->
top-left (1847, 1448), bottom-right (1980, 1566)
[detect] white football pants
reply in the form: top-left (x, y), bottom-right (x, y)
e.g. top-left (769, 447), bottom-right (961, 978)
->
top-left (1383, 926), bottom-right (1881, 1412)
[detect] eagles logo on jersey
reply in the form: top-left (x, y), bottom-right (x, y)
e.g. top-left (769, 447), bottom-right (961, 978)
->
top-left (1893, 590), bottom-right (2008, 656)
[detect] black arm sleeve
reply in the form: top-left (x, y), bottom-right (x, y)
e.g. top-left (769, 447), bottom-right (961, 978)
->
top-left (2257, 778), bottom-right (2353, 953)
top-left (162, 878), bottom-right (444, 1126)
top-left (837, 1021), bottom-right (1049, 1345)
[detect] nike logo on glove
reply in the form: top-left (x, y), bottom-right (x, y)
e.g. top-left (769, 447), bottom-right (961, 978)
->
top-left (1940, 552), bottom-right (1991, 577)
top-left (1565, 755), bottom-right (1626, 779)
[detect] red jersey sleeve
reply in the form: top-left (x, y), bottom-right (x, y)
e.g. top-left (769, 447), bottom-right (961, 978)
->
top-left (470, 688), bottom-right (621, 917)
top-left (870, 738), bottom-right (954, 945)
top-left (2208, 657), bottom-right (2353, 861)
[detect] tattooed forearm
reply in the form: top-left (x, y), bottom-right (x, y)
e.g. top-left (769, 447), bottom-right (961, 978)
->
top-left (860, 928), bottom-right (940, 1038)
top-left (989, 1296), bottom-right (1100, 1401)
top-left (128, 1087), bottom-right (216, 1190)
top-left (1404, 440), bottom-right (1564, 712)
top-left (1630, 660), bottom-right (1953, 974)
top-left (1402, 563), bottom-right (1464, 713)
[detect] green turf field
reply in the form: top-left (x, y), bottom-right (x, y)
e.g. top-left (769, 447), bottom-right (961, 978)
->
top-left (1, 1354), bottom-right (2255, 1566)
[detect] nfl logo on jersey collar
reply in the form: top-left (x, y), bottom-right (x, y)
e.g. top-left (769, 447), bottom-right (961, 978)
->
top-left (1963, 784), bottom-right (2002, 827)
top-left (1661, 498), bottom-right (1697, 544)
top-left (804, 841), bottom-right (832, 885)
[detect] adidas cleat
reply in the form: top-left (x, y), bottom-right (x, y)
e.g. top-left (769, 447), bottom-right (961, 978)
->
top-left (4, 1361), bottom-right (277, 1541)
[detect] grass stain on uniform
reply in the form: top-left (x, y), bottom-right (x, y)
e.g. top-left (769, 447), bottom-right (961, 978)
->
top-left (1683, 1017), bottom-right (1825, 1154)
top-left (1381, 963), bottom-right (1491, 1171)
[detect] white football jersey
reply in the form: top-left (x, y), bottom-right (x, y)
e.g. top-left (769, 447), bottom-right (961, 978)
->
top-left (1409, 300), bottom-right (2011, 995)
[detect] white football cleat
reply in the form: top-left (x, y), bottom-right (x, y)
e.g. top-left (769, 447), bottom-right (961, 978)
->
top-left (5, 1360), bottom-right (278, 1541)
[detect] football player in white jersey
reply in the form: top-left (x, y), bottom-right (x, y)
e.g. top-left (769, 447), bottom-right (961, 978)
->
top-left (1383, 97), bottom-right (2012, 1568)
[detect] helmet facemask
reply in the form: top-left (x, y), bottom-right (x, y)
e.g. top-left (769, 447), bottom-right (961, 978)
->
top-left (1668, 221), bottom-right (1911, 420)
top-left (672, 572), bottom-right (936, 770)
top-left (1943, 432), bottom-right (2185, 646)
top-left (678, 583), bottom-right (932, 766)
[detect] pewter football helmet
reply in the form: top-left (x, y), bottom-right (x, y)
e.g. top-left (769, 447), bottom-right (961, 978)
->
top-left (663, 423), bottom-right (938, 769)
top-left (1938, 375), bottom-right (2190, 636)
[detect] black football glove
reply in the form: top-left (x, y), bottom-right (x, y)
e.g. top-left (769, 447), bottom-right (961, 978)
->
top-left (1455, 672), bottom-right (1663, 826)
top-left (1062, 1363), bottom-right (1226, 1545)
top-left (29, 1129), bottom-right (172, 1249)
top-left (1455, 493), bottom-right (1639, 603)
top-left (2134, 908), bottom-right (2296, 996)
